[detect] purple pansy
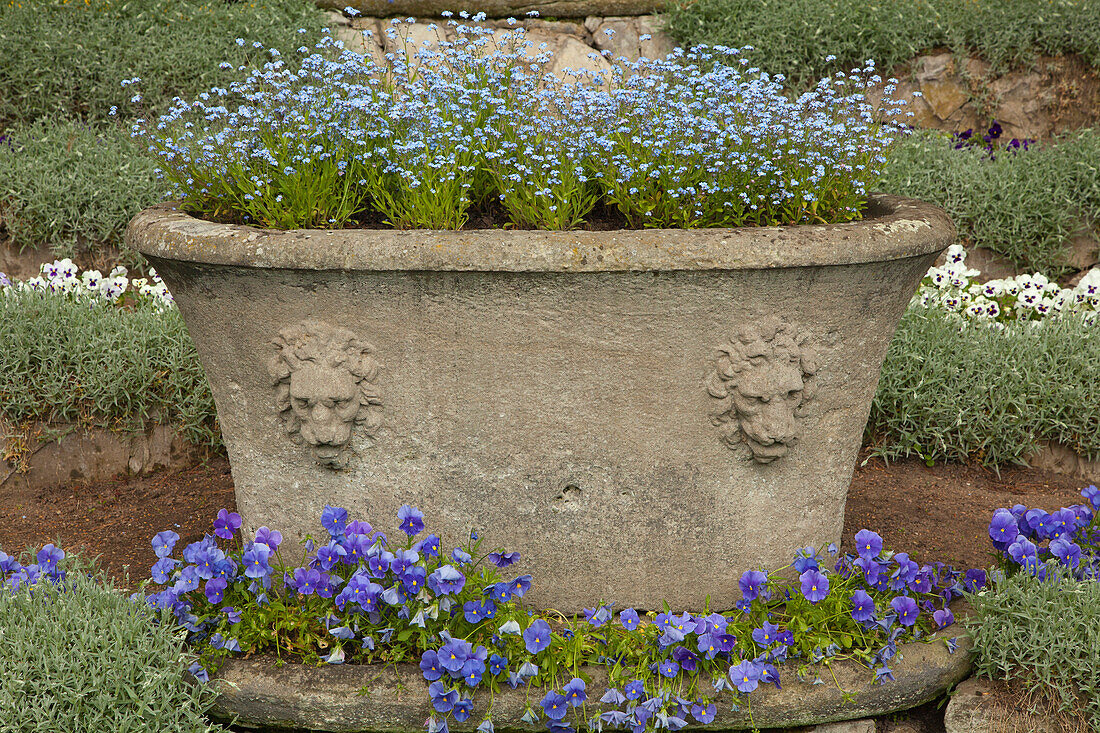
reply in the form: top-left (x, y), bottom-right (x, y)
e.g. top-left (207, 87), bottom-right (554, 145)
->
top-left (487, 550), bottom-right (520, 567)
top-left (321, 505), bottom-right (348, 538)
top-left (729, 660), bottom-right (761, 693)
top-left (890, 595), bottom-right (920, 626)
top-left (152, 530), bottom-right (180, 558)
top-left (398, 504), bottom-right (425, 537)
top-left (254, 526), bottom-right (282, 552)
top-left (850, 589), bottom-right (876, 623)
top-left (213, 509), bottom-right (242, 540)
top-left (541, 691), bottom-right (568, 721)
top-left (738, 569), bottom-right (767, 602)
top-left (799, 569), bottom-right (829, 604)
top-left (854, 529), bottom-right (883, 559)
top-left (428, 565), bottom-right (466, 596)
top-left (205, 577), bottom-right (228, 604)
top-left (241, 542), bottom-right (272, 578)
top-left (619, 608), bottom-right (640, 630)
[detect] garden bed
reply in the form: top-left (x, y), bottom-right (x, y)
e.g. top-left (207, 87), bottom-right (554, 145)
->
top-left (0, 451), bottom-right (1091, 590)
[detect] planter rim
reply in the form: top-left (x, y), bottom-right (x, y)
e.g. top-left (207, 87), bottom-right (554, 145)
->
top-left (126, 194), bottom-right (954, 272)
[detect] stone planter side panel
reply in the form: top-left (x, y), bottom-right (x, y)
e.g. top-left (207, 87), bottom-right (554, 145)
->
top-left (148, 253), bottom-right (938, 612)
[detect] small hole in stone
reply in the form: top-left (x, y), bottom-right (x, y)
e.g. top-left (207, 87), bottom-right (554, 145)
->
top-left (561, 484), bottom-right (582, 501)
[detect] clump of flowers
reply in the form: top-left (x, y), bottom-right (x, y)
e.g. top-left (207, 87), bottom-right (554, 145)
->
top-left (0, 544), bottom-right (67, 591)
top-left (0, 258), bottom-right (174, 310)
top-left (987, 484), bottom-right (1100, 580)
top-left (129, 12), bottom-right (910, 231)
top-left (912, 244), bottom-right (1100, 327)
top-left (86, 503), bottom-right (979, 732)
top-left (951, 121), bottom-right (1035, 159)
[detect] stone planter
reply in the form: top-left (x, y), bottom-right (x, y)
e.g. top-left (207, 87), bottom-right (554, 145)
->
top-left (208, 624), bottom-right (972, 731)
top-left (125, 194), bottom-right (953, 612)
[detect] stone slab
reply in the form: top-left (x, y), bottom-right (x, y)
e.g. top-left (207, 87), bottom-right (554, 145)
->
top-left (811, 720), bottom-right (876, 733)
top-left (944, 676), bottom-right (1063, 733)
top-left (1, 419), bottom-right (206, 505)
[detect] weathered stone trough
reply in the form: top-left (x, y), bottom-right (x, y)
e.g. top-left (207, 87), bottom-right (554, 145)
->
top-left (126, 194), bottom-right (953, 613)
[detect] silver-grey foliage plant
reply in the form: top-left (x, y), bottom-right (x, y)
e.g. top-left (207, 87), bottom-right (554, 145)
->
top-left (0, 554), bottom-right (227, 733)
top-left (966, 562), bottom-right (1100, 730)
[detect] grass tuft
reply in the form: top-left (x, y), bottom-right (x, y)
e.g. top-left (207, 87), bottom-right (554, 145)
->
top-left (0, 285), bottom-right (220, 451)
top-left (967, 563), bottom-right (1100, 732)
top-left (877, 129), bottom-right (1100, 278)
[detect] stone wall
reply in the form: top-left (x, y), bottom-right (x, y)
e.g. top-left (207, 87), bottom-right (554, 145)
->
top-left (1, 420), bottom-right (208, 505)
top-left (320, 0), bottom-right (660, 19)
top-left (326, 11), bottom-right (1100, 142)
top-left (875, 52), bottom-right (1100, 143)
top-left (326, 10), bottom-right (673, 78)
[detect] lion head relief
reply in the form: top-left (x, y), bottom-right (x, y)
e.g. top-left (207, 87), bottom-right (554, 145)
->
top-left (268, 320), bottom-right (382, 469)
top-left (705, 316), bottom-right (817, 464)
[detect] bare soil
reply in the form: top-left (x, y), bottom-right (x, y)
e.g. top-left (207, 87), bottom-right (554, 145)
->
top-left (0, 450), bottom-right (1092, 590)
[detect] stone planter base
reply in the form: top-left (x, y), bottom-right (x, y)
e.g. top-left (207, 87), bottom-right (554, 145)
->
top-left (210, 627), bottom-right (972, 732)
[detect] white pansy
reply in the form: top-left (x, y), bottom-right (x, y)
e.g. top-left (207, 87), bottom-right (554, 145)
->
top-left (914, 245), bottom-right (1097, 325)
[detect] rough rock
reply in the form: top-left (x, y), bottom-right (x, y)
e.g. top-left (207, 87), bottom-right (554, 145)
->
top-left (0, 242), bottom-right (61, 281)
top-left (915, 54), bottom-right (970, 121)
top-left (635, 15), bottom-right (675, 60)
top-left (870, 53), bottom-right (1100, 141)
top-left (944, 677), bottom-right (1061, 733)
top-left (378, 17), bottom-right (449, 57)
top-left (1065, 265), bottom-right (1097, 289)
top-left (883, 722), bottom-right (922, 733)
top-left (320, 12), bottom-right (676, 70)
top-left (590, 16), bottom-right (639, 61)
top-left (957, 247), bottom-right (1020, 283)
top-left (1028, 441), bottom-right (1100, 483)
top-left (324, 8), bottom-right (351, 26)
top-left (334, 19), bottom-right (386, 67)
top-left (1065, 230), bottom-right (1100, 272)
top-left (525, 18), bottom-right (586, 39)
top-left (1, 419), bottom-right (206, 504)
top-left (209, 626), bottom-right (972, 731)
top-left (547, 33), bottom-right (612, 78)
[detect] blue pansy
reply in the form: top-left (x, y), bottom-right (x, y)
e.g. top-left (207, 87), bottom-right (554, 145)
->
top-left (321, 505), bottom-right (348, 538)
top-left (398, 504), bottom-right (425, 537)
top-left (524, 619), bottom-right (552, 654)
top-left (541, 691), bottom-right (568, 721)
top-left (619, 608), bottom-right (640, 630)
